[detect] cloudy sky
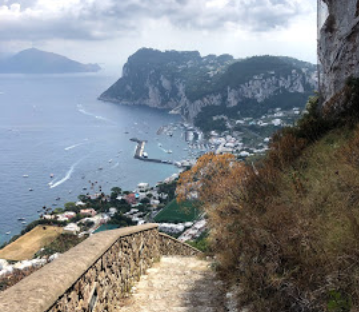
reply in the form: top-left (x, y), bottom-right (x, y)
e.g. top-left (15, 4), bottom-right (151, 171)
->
top-left (0, 0), bottom-right (317, 72)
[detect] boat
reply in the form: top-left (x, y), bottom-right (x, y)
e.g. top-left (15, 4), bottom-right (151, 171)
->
top-left (83, 187), bottom-right (87, 190)
top-left (55, 197), bottom-right (61, 201)
top-left (23, 174), bottom-right (29, 178)
top-left (50, 173), bottom-right (54, 178)
top-left (17, 218), bottom-right (25, 221)
top-left (98, 167), bottom-right (103, 170)
top-left (108, 159), bottom-right (113, 163)
top-left (21, 221), bottom-right (26, 224)
top-left (6, 231), bottom-right (10, 235)
top-left (167, 150), bottom-right (172, 154)
top-left (143, 152), bottom-right (148, 159)
top-left (29, 188), bottom-right (33, 191)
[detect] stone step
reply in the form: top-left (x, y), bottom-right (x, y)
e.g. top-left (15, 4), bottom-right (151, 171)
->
top-left (115, 256), bottom-right (225, 312)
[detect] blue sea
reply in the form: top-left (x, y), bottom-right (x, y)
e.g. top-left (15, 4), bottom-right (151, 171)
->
top-left (0, 73), bottom-right (189, 245)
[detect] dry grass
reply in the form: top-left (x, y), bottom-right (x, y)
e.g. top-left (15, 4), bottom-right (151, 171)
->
top-left (0, 226), bottom-right (63, 261)
top-left (178, 85), bottom-right (359, 311)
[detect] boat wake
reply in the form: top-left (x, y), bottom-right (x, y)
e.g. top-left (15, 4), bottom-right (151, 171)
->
top-left (49, 158), bottom-right (84, 189)
top-left (65, 142), bottom-right (85, 151)
top-left (77, 104), bottom-right (116, 124)
top-left (112, 162), bottom-right (120, 169)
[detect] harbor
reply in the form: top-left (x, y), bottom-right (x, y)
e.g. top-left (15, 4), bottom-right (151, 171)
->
top-left (130, 138), bottom-right (173, 165)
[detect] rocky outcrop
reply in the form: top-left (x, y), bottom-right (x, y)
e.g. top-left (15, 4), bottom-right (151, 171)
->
top-left (99, 49), bottom-right (317, 122)
top-left (319, 0), bottom-right (359, 101)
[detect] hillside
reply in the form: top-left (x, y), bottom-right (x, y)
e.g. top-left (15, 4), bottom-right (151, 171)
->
top-left (0, 48), bottom-right (101, 74)
top-left (99, 48), bottom-right (317, 125)
top-left (177, 79), bottom-right (359, 310)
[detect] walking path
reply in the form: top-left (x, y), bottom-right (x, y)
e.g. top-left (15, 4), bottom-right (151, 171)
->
top-left (115, 256), bottom-right (225, 312)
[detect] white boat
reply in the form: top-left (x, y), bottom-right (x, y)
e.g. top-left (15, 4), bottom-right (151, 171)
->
top-left (167, 150), bottom-right (172, 154)
top-left (6, 231), bottom-right (10, 235)
top-left (23, 174), bottom-right (29, 178)
top-left (50, 173), bottom-right (54, 178)
top-left (143, 152), bottom-right (148, 158)
top-left (21, 221), bottom-right (26, 224)
top-left (108, 159), bottom-right (113, 163)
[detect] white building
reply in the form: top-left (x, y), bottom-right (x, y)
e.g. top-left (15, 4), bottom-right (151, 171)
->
top-left (64, 223), bottom-right (80, 234)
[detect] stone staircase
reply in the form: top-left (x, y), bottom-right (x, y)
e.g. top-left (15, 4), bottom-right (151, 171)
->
top-left (115, 256), bottom-right (226, 312)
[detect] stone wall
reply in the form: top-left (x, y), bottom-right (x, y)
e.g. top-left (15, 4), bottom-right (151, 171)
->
top-left (0, 224), bottom-right (201, 312)
top-left (159, 233), bottom-right (201, 256)
top-left (319, 0), bottom-right (359, 102)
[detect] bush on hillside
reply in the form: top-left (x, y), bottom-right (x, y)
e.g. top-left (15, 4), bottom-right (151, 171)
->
top-left (177, 81), bottom-right (359, 311)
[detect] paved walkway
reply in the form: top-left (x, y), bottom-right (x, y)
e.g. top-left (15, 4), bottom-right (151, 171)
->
top-left (116, 256), bottom-right (225, 312)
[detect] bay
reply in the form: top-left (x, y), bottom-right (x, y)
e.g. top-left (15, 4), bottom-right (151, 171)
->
top-left (0, 73), bottom-right (189, 245)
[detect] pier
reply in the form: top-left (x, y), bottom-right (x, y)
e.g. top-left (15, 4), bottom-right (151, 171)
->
top-left (130, 138), bottom-right (173, 165)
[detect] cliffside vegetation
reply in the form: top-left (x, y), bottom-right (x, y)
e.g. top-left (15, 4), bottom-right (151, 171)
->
top-left (177, 79), bottom-right (359, 311)
top-left (100, 48), bottom-right (316, 124)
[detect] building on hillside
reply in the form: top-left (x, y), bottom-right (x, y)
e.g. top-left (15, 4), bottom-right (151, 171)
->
top-left (108, 208), bottom-right (117, 217)
top-left (80, 208), bottom-right (97, 217)
top-left (125, 193), bottom-right (137, 205)
top-left (64, 223), bottom-right (80, 234)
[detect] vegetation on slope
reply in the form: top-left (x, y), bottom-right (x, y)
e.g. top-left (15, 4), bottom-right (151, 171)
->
top-left (154, 199), bottom-right (200, 223)
top-left (177, 79), bottom-right (359, 311)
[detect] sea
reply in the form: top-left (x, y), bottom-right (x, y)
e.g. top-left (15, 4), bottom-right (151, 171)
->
top-left (0, 73), bottom-right (190, 245)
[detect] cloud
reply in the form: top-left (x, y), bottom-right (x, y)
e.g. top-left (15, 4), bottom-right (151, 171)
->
top-left (0, 0), bottom-right (315, 41)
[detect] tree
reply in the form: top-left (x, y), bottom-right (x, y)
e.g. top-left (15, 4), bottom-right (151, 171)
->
top-left (111, 187), bottom-right (122, 195)
top-left (64, 202), bottom-right (79, 213)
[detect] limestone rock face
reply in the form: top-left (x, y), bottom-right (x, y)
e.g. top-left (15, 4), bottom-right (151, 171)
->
top-left (99, 48), bottom-right (316, 122)
top-left (319, 0), bottom-right (359, 101)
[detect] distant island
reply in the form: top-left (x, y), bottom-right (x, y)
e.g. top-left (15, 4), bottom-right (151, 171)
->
top-left (0, 48), bottom-right (101, 74)
top-left (99, 48), bottom-right (317, 128)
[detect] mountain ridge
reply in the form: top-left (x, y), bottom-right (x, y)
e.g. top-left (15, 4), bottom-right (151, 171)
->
top-left (99, 48), bottom-right (317, 124)
top-left (0, 48), bottom-right (101, 74)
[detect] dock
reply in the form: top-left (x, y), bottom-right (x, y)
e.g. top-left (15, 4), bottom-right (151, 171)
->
top-left (131, 138), bottom-right (173, 165)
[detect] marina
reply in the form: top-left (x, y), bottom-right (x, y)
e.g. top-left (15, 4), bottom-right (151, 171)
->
top-left (131, 138), bottom-right (173, 165)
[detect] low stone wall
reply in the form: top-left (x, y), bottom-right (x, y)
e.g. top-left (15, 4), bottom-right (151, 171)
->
top-left (159, 233), bottom-right (202, 256)
top-left (0, 224), bottom-right (201, 312)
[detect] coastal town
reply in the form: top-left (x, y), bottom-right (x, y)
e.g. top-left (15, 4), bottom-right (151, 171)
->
top-left (0, 105), bottom-right (304, 290)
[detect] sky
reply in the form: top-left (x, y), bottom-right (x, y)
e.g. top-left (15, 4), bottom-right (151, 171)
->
top-left (0, 0), bottom-right (317, 73)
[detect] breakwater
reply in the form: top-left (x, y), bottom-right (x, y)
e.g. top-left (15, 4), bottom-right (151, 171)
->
top-left (130, 138), bottom-right (173, 165)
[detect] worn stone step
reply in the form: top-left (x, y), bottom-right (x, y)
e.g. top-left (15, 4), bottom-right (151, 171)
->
top-left (115, 256), bottom-right (225, 312)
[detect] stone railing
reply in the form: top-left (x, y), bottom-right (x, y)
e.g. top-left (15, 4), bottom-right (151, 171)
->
top-left (0, 224), bottom-right (201, 312)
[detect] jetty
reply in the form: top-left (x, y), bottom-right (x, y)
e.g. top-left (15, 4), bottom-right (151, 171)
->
top-left (130, 138), bottom-right (173, 165)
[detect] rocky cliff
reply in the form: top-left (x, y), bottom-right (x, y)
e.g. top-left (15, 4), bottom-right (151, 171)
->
top-left (319, 0), bottom-right (359, 102)
top-left (100, 48), bottom-right (316, 122)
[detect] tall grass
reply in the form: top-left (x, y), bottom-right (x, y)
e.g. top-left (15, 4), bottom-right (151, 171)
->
top-left (178, 80), bottom-right (359, 311)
